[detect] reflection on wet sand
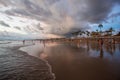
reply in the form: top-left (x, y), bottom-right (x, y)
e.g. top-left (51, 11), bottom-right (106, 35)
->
top-left (39, 41), bottom-right (120, 80)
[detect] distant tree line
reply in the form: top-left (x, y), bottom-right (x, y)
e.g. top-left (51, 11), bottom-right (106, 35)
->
top-left (71, 24), bottom-right (120, 37)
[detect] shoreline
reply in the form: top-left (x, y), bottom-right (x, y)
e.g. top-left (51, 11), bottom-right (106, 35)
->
top-left (0, 42), bottom-right (55, 80)
top-left (19, 43), bottom-right (56, 80)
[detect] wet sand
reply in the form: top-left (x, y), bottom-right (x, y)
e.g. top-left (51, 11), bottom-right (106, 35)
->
top-left (0, 42), bottom-right (55, 80)
top-left (21, 42), bottom-right (120, 80)
top-left (43, 43), bottom-right (120, 80)
top-left (6, 41), bottom-right (120, 80)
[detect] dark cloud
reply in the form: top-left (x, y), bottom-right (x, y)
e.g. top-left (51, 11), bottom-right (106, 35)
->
top-left (4, 0), bottom-right (52, 22)
top-left (71, 0), bottom-right (118, 24)
top-left (0, 0), bottom-right (120, 34)
top-left (0, 21), bottom-right (10, 27)
top-left (14, 26), bottom-right (21, 30)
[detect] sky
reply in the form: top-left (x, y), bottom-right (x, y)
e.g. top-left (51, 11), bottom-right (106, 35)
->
top-left (0, 0), bottom-right (120, 37)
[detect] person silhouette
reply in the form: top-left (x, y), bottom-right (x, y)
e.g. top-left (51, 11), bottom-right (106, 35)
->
top-left (99, 46), bottom-right (103, 58)
top-left (23, 40), bottom-right (25, 45)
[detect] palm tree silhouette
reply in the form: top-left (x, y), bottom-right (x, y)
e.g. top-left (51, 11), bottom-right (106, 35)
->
top-left (79, 31), bottom-right (83, 37)
top-left (98, 24), bottom-right (103, 33)
top-left (96, 29), bottom-right (98, 32)
top-left (109, 27), bottom-right (115, 36)
top-left (86, 31), bottom-right (90, 37)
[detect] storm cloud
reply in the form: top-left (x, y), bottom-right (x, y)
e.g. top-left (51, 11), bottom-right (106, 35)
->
top-left (0, 0), bottom-right (120, 34)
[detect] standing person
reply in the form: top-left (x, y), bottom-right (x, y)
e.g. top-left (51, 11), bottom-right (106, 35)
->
top-left (99, 38), bottom-right (103, 48)
top-left (23, 40), bottom-right (25, 45)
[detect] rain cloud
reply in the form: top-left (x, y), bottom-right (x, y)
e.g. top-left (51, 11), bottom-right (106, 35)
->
top-left (0, 0), bottom-right (120, 34)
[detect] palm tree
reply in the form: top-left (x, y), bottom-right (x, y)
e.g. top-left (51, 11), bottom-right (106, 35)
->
top-left (96, 29), bottom-right (98, 32)
top-left (109, 27), bottom-right (115, 36)
top-left (79, 31), bottom-right (83, 37)
top-left (82, 31), bottom-right (86, 34)
top-left (98, 24), bottom-right (103, 33)
top-left (86, 31), bottom-right (90, 37)
top-left (71, 31), bottom-right (80, 37)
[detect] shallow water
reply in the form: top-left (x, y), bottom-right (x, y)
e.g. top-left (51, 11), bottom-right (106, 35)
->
top-left (0, 43), bottom-right (54, 80)
top-left (38, 42), bottom-right (120, 80)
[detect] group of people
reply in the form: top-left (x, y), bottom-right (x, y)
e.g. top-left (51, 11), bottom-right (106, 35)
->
top-left (22, 40), bottom-right (46, 47)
